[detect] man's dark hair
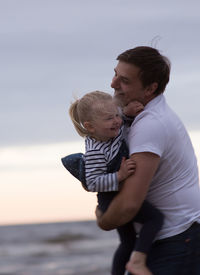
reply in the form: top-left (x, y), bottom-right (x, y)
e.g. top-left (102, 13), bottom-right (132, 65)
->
top-left (117, 46), bottom-right (171, 95)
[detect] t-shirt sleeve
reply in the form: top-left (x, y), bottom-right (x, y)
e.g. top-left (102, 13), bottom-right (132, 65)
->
top-left (128, 115), bottom-right (167, 157)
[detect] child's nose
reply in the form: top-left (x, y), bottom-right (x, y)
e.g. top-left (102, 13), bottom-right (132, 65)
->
top-left (114, 117), bottom-right (121, 124)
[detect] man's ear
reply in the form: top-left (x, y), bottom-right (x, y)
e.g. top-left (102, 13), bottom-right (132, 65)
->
top-left (83, 121), bottom-right (94, 134)
top-left (145, 82), bottom-right (158, 96)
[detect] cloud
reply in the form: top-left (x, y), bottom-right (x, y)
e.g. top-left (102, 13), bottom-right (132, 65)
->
top-left (0, 0), bottom-right (200, 146)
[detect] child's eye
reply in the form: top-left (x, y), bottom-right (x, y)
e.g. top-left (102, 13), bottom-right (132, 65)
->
top-left (105, 115), bottom-right (114, 120)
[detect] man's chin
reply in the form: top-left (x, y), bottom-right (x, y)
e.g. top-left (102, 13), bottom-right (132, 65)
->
top-left (113, 95), bottom-right (125, 107)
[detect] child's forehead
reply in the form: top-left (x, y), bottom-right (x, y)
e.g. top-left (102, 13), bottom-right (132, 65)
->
top-left (94, 100), bottom-right (118, 113)
top-left (95, 99), bottom-right (115, 108)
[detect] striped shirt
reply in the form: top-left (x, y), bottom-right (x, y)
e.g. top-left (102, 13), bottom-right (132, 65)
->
top-left (84, 126), bottom-right (124, 192)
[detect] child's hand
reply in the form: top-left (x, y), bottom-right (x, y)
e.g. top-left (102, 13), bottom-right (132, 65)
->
top-left (123, 101), bottom-right (144, 117)
top-left (117, 157), bottom-right (136, 182)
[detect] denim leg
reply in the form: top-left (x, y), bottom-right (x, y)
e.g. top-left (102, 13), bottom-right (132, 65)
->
top-left (187, 223), bottom-right (200, 275)
top-left (111, 222), bottom-right (136, 275)
top-left (144, 223), bottom-right (200, 275)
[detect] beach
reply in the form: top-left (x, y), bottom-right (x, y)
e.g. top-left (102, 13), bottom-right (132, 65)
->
top-left (0, 220), bottom-right (118, 275)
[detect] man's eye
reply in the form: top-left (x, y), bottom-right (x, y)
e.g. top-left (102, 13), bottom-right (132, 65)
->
top-left (121, 79), bottom-right (129, 84)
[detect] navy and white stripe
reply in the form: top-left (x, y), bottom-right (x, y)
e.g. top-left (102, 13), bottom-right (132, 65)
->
top-left (84, 126), bottom-right (123, 192)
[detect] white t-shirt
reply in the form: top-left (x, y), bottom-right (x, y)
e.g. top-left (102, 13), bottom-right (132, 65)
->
top-left (128, 94), bottom-right (200, 240)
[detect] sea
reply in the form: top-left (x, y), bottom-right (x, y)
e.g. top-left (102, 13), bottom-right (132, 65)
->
top-left (0, 220), bottom-right (119, 275)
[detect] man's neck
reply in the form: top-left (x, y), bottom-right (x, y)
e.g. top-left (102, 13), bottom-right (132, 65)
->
top-left (144, 94), bottom-right (158, 106)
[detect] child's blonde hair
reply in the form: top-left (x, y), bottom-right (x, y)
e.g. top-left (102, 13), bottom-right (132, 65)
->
top-left (69, 91), bottom-right (113, 137)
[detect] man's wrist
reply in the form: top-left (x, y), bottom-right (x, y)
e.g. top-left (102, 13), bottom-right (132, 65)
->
top-left (96, 214), bottom-right (116, 231)
top-left (97, 218), bottom-right (111, 231)
top-left (96, 208), bottom-right (111, 231)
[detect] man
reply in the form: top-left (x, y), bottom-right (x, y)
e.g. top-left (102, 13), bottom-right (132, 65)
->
top-left (96, 46), bottom-right (200, 274)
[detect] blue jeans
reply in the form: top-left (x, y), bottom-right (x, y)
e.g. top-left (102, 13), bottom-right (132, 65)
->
top-left (127, 222), bottom-right (200, 275)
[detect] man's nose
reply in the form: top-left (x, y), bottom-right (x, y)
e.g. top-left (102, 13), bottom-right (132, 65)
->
top-left (111, 76), bottom-right (120, 89)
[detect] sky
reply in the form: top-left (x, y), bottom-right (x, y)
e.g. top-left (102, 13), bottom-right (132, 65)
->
top-left (0, 0), bottom-right (200, 225)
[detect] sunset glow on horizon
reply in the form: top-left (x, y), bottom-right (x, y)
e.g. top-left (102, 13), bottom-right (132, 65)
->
top-left (0, 141), bottom-right (97, 225)
top-left (0, 131), bottom-right (200, 226)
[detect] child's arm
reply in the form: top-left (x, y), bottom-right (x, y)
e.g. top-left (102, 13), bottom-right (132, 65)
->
top-left (85, 151), bottom-right (136, 192)
top-left (117, 157), bottom-right (136, 182)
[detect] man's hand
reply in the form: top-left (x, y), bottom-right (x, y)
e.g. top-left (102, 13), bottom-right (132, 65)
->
top-left (95, 206), bottom-right (103, 219)
top-left (95, 206), bottom-right (105, 229)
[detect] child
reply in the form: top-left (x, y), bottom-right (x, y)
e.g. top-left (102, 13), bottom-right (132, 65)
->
top-left (62, 91), bottom-right (164, 275)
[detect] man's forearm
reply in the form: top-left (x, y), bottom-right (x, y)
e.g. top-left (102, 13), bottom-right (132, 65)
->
top-left (96, 173), bottom-right (143, 230)
top-left (97, 191), bottom-right (140, 230)
top-left (96, 153), bottom-right (160, 231)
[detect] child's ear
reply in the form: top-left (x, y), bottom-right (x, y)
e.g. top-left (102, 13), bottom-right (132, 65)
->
top-left (83, 121), bottom-right (94, 134)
